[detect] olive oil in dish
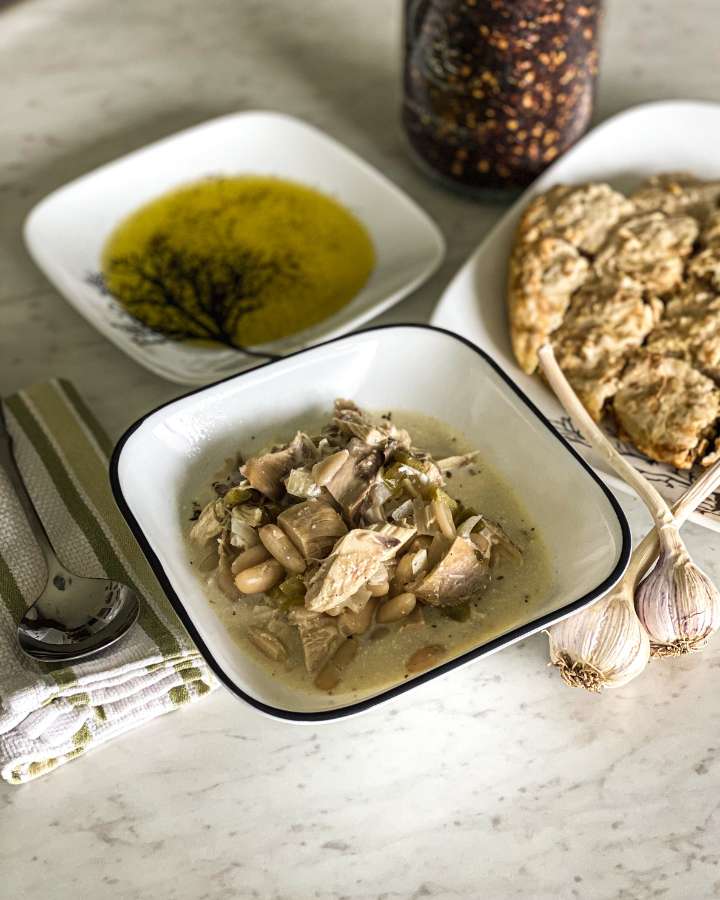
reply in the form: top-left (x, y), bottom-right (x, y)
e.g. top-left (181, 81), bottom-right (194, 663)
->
top-left (188, 406), bottom-right (551, 703)
top-left (101, 176), bottom-right (375, 349)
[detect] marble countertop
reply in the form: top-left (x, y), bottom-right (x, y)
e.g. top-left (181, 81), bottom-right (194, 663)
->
top-left (3, 1), bottom-right (720, 897)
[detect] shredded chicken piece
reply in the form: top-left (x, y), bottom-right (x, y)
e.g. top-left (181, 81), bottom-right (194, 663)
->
top-left (470, 519), bottom-right (522, 563)
top-left (322, 438), bottom-right (384, 523)
top-left (359, 480), bottom-right (393, 524)
top-left (241, 432), bottom-right (317, 500)
top-left (304, 529), bottom-right (406, 614)
top-left (189, 499), bottom-right (225, 545)
top-left (287, 608), bottom-right (342, 673)
top-left (333, 399), bottom-right (412, 450)
top-left (277, 499), bottom-right (347, 560)
top-left (368, 523), bottom-right (416, 551)
top-left (411, 537), bottom-right (489, 607)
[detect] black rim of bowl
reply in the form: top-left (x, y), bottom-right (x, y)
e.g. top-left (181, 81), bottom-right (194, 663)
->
top-left (109, 323), bottom-right (632, 721)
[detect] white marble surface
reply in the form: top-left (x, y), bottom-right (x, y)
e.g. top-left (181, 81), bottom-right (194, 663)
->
top-left (3, 1), bottom-right (720, 897)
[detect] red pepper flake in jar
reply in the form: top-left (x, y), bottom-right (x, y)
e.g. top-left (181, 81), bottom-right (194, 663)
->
top-left (402, 0), bottom-right (603, 195)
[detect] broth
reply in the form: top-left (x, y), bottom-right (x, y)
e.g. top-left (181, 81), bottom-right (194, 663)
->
top-left (188, 409), bottom-right (552, 701)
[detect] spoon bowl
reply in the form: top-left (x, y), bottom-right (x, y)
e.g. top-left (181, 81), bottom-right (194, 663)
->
top-left (17, 565), bottom-right (140, 662)
top-left (1, 403), bottom-right (141, 662)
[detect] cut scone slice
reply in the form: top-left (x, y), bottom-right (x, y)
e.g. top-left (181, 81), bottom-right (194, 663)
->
top-left (594, 212), bottom-right (699, 295)
top-left (551, 276), bottom-right (662, 420)
top-left (516, 182), bottom-right (634, 253)
top-left (645, 288), bottom-right (720, 381)
top-left (612, 353), bottom-right (720, 469)
top-left (508, 236), bottom-right (589, 374)
top-left (630, 172), bottom-right (720, 219)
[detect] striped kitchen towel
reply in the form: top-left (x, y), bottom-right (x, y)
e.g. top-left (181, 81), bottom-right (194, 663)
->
top-left (0, 380), bottom-right (216, 784)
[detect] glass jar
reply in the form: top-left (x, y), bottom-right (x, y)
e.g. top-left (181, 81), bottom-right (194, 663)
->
top-left (402, 0), bottom-right (603, 196)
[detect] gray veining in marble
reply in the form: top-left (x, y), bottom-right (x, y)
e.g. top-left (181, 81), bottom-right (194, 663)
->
top-left (3, 1), bottom-right (720, 897)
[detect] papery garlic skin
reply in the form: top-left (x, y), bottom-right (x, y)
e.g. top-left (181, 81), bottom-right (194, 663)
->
top-left (635, 528), bottom-right (720, 657)
top-left (546, 590), bottom-right (650, 691)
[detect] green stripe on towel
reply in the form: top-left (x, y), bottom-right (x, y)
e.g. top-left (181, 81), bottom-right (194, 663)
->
top-left (57, 379), bottom-right (114, 458)
top-left (6, 393), bottom-right (180, 659)
top-left (0, 549), bottom-right (26, 624)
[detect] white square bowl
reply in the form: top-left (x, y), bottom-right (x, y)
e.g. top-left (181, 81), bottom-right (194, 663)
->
top-left (432, 100), bottom-right (720, 531)
top-left (24, 111), bottom-right (445, 385)
top-left (110, 325), bottom-right (630, 720)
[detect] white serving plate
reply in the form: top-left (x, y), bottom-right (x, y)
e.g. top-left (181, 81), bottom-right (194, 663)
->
top-left (111, 325), bottom-right (629, 720)
top-left (432, 100), bottom-right (720, 532)
top-left (24, 111), bottom-right (444, 385)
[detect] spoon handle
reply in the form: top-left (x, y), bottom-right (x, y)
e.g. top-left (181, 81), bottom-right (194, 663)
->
top-left (0, 402), bottom-right (59, 567)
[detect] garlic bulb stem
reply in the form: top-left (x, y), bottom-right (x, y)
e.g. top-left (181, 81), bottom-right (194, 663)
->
top-left (665, 457), bottom-right (720, 524)
top-left (538, 345), bottom-right (674, 529)
top-left (626, 457), bottom-right (720, 583)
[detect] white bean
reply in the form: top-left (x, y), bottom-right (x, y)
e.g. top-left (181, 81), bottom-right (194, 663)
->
top-left (231, 544), bottom-right (270, 575)
top-left (393, 552), bottom-right (415, 590)
top-left (259, 524), bottom-right (306, 574)
top-left (406, 644), bottom-right (446, 674)
top-left (234, 559), bottom-right (285, 594)
top-left (247, 627), bottom-right (287, 662)
top-left (314, 638), bottom-right (358, 690)
top-left (338, 599), bottom-right (377, 636)
top-left (377, 592), bottom-right (416, 624)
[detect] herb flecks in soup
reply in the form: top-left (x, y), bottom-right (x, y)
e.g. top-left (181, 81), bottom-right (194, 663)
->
top-left (188, 401), bottom-right (550, 697)
top-left (101, 176), bottom-right (375, 348)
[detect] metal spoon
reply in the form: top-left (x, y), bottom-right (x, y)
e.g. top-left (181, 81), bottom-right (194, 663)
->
top-left (0, 404), bottom-right (140, 662)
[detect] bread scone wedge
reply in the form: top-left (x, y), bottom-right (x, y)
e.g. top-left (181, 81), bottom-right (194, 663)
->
top-left (508, 237), bottom-right (589, 374)
top-left (516, 183), bottom-right (633, 253)
top-left (612, 353), bottom-right (720, 469)
top-left (593, 211), bottom-right (698, 295)
top-left (509, 182), bottom-right (633, 374)
top-left (630, 171), bottom-right (720, 219)
top-left (645, 287), bottom-right (720, 382)
top-left (551, 276), bottom-right (662, 420)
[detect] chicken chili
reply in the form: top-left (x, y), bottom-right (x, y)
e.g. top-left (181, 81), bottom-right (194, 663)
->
top-left (188, 401), bottom-right (550, 696)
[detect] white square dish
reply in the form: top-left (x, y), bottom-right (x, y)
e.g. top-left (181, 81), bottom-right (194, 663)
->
top-left (432, 100), bottom-right (720, 532)
top-left (24, 111), bottom-right (444, 385)
top-left (110, 325), bottom-right (629, 720)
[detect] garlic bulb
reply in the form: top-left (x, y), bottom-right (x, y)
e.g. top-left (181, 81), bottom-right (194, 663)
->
top-left (547, 582), bottom-right (650, 691)
top-left (538, 345), bottom-right (720, 688)
top-left (635, 524), bottom-right (720, 656)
